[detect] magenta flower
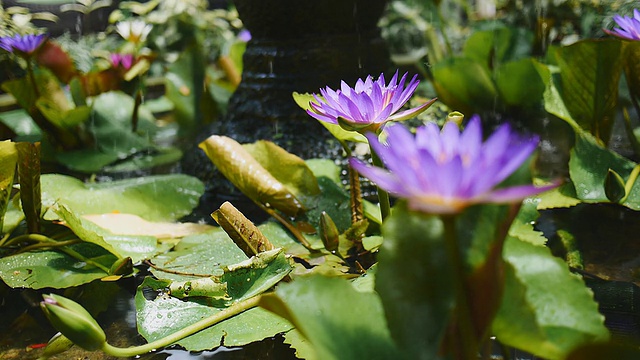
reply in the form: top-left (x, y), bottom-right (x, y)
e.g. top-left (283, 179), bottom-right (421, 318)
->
top-left (110, 53), bottom-right (134, 70)
top-left (0, 33), bottom-right (47, 55)
top-left (605, 9), bottom-right (640, 41)
top-left (349, 116), bottom-right (557, 214)
top-left (307, 71), bottom-right (436, 133)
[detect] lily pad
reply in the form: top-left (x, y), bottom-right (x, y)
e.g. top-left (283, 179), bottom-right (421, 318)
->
top-left (41, 174), bottom-right (204, 222)
top-left (492, 236), bottom-right (609, 359)
top-left (0, 242), bottom-right (116, 289)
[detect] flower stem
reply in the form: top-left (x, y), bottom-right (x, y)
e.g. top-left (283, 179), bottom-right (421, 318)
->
top-left (101, 295), bottom-right (261, 358)
top-left (27, 60), bottom-right (41, 99)
top-left (369, 147), bottom-right (391, 221)
top-left (442, 215), bottom-right (477, 359)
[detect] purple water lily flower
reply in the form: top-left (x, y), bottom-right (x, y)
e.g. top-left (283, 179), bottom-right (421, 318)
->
top-left (307, 71), bottom-right (436, 133)
top-left (605, 9), bottom-right (640, 41)
top-left (349, 116), bottom-right (558, 214)
top-left (110, 53), bottom-right (134, 70)
top-left (0, 33), bottom-right (47, 55)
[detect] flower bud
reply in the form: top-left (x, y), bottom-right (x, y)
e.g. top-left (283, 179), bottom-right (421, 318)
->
top-left (319, 211), bottom-right (339, 252)
top-left (604, 168), bottom-right (626, 203)
top-left (40, 294), bottom-right (106, 351)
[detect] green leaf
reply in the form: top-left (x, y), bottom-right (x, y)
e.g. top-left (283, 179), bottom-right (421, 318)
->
top-left (494, 58), bottom-right (546, 107)
top-left (0, 141), bottom-right (18, 234)
top-left (260, 275), bottom-right (401, 360)
top-left (41, 174), bottom-right (204, 222)
top-left (199, 135), bottom-right (306, 217)
top-left (554, 39), bottom-right (623, 142)
top-left (463, 27), bottom-right (533, 68)
top-left (244, 140), bottom-right (321, 200)
top-left (165, 43), bottom-right (206, 131)
top-left (376, 203), bottom-right (453, 359)
top-left (0, 109), bottom-right (42, 140)
top-left (55, 204), bottom-right (167, 262)
top-left (135, 250), bottom-right (293, 351)
top-left (16, 142), bottom-right (42, 234)
top-left (36, 99), bottom-right (91, 130)
top-left (569, 131), bottom-right (640, 209)
top-left (432, 57), bottom-right (498, 115)
top-left (88, 91), bottom-right (158, 157)
top-left (0, 242), bottom-right (116, 289)
top-left (508, 197), bottom-right (547, 246)
top-left (492, 237), bottom-right (609, 359)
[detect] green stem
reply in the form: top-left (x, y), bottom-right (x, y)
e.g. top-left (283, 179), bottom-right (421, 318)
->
top-left (442, 215), bottom-right (477, 359)
top-left (622, 164), bottom-right (640, 203)
top-left (370, 147), bottom-right (391, 221)
top-left (341, 141), bottom-right (364, 225)
top-left (27, 60), bottom-right (41, 99)
top-left (101, 295), bottom-right (261, 358)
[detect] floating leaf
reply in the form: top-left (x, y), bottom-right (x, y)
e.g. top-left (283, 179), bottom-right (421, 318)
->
top-left (0, 242), bottom-right (116, 289)
top-left (55, 204), bottom-right (166, 262)
top-left (260, 275), bottom-right (400, 360)
top-left (41, 174), bottom-right (204, 222)
top-left (136, 249), bottom-right (293, 351)
top-left (82, 213), bottom-right (213, 239)
top-left (492, 236), bottom-right (609, 359)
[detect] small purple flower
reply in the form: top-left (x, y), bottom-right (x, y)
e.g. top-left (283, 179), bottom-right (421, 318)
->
top-left (349, 116), bottom-right (557, 214)
top-left (605, 9), bottom-right (640, 41)
top-left (238, 29), bottom-right (252, 42)
top-left (0, 33), bottom-right (47, 55)
top-left (307, 71), bottom-right (436, 133)
top-left (110, 53), bottom-right (134, 70)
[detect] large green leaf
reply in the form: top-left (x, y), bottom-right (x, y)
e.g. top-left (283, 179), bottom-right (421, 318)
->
top-left (199, 135), bottom-right (307, 218)
top-left (375, 203), bottom-right (453, 359)
top-left (569, 131), bottom-right (640, 209)
top-left (0, 242), bottom-right (116, 289)
top-left (41, 174), bottom-right (204, 222)
top-left (431, 57), bottom-right (498, 115)
top-left (88, 91), bottom-right (158, 157)
top-left (260, 275), bottom-right (401, 360)
top-left (495, 58), bottom-right (546, 107)
top-left (554, 39), bottom-right (623, 142)
top-left (136, 249), bottom-right (293, 351)
top-left (492, 237), bottom-right (609, 359)
top-left (463, 27), bottom-right (533, 68)
top-left (55, 204), bottom-right (169, 263)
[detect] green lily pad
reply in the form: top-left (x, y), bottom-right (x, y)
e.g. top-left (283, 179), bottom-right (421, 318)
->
top-left (492, 236), bottom-right (609, 359)
top-left (41, 174), bottom-right (204, 222)
top-left (260, 275), bottom-right (401, 360)
top-left (136, 249), bottom-right (293, 351)
top-left (0, 242), bottom-right (116, 289)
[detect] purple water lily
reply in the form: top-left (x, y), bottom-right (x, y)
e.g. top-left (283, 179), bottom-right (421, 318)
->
top-left (605, 9), bottom-right (640, 41)
top-left (0, 33), bottom-right (47, 55)
top-left (307, 71), bottom-right (436, 133)
top-left (349, 116), bottom-right (557, 214)
top-left (110, 53), bottom-right (134, 70)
